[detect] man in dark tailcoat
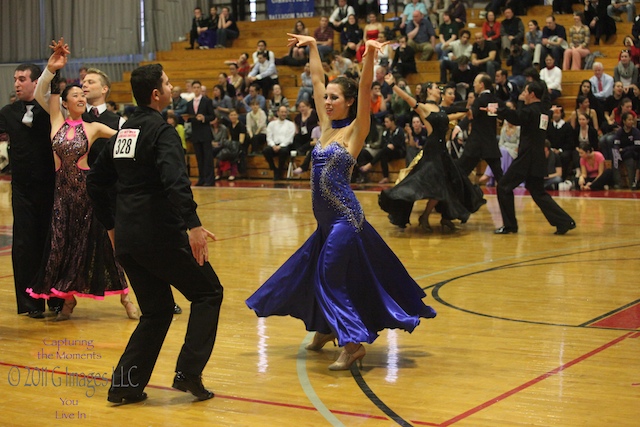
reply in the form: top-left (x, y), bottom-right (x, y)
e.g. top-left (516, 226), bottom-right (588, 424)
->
top-left (491, 81), bottom-right (576, 235)
top-left (456, 73), bottom-right (503, 184)
top-left (0, 63), bottom-right (61, 318)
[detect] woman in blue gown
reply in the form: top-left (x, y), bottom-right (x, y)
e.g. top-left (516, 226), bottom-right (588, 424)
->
top-left (246, 34), bottom-right (436, 371)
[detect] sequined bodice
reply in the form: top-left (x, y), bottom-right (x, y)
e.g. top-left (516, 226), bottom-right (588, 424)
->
top-left (52, 119), bottom-right (89, 170)
top-left (423, 108), bottom-right (450, 156)
top-left (311, 142), bottom-right (364, 231)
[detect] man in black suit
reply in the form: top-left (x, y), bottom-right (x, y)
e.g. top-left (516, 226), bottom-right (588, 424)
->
top-left (492, 81), bottom-right (575, 235)
top-left (0, 63), bottom-right (61, 318)
top-left (456, 73), bottom-right (503, 184)
top-left (87, 63), bottom-right (223, 404)
top-left (547, 106), bottom-right (577, 180)
top-left (186, 81), bottom-right (215, 186)
top-left (187, 7), bottom-right (208, 50)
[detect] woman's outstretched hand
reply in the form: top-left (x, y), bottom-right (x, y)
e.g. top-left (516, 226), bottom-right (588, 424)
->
top-left (287, 33), bottom-right (316, 49)
top-left (384, 73), bottom-right (396, 86)
top-left (47, 38), bottom-right (70, 72)
top-left (362, 39), bottom-right (389, 59)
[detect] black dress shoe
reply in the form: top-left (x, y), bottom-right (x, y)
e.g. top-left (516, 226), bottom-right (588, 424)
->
top-left (172, 372), bottom-right (214, 401)
top-left (494, 226), bottom-right (518, 235)
top-left (555, 221), bottom-right (576, 235)
top-left (27, 310), bottom-right (45, 319)
top-left (173, 304), bottom-right (182, 314)
top-left (107, 390), bottom-right (148, 405)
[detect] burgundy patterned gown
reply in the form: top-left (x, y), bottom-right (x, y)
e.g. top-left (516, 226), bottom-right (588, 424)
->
top-left (27, 118), bottom-right (128, 300)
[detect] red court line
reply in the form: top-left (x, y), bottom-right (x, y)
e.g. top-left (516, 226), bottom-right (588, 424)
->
top-left (437, 332), bottom-right (634, 426)
top-left (0, 361), bottom-right (391, 422)
top-left (589, 303), bottom-right (640, 329)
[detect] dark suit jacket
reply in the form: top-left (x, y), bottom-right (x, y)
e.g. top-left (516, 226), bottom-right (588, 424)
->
top-left (0, 100), bottom-right (54, 183)
top-left (83, 109), bottom-right (121, 167)
top-left (186, 96), bottom-right (214, 142)
top-left (499, 101), bottom-right (548, 178)
top-left (547, 120), bottom-right (575, 152)
top-left (467, 91), bottom-right (500, 159)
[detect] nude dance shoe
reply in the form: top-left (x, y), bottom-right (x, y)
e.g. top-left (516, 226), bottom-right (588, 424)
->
top-left (305, 332), bottom-right (337, 351)
top-left (121, 295), bottom-right (140, 320)
top-left (55, 297), bottom-right (77, 322)
top-left (328, 344), bottom-right (366, 371)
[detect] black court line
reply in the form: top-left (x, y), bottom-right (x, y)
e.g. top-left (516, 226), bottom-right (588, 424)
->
top-left (579, 297), bottom-right (640, 327)
top-left (430, 244), bottom-right (640, 332)
top-left (351, 365), bottom-right (415, 427)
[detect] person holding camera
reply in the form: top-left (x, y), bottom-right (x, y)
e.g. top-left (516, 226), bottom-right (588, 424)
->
top-left (506, 43), bottom-right (532, 90)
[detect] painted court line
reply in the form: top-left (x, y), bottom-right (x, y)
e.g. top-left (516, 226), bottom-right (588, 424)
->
top-left (436, 332), bottom-right (635, 426)
top-left (587, 301), bottom-right (640, 330)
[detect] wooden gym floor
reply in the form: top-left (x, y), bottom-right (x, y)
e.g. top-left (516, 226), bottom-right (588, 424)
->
top-left (0, 179), bottom-right (638, 426)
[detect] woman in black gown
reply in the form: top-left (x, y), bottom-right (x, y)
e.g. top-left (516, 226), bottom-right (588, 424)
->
top-left (379, 77), bottom-right (485, 232)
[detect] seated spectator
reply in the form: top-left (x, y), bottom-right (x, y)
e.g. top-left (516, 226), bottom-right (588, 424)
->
top-left (450, 55), bottom-right (475, 99)
top-left (186, 7), bottom-right (208, 50)
top-left (544, 140), bottom-right (564, 189)
top-left (540, 54), bottom-right (562, 102)
top-left (106, 100), bottom-right (118, 113)
top-left (329, 0), bottom-right (355, 32)
top-left (612, 111), bottom-right (640, 188)
top-left (370, 81), bottom-right (388, 123)
top-left (574, 111), bottom-right (600, 152)
top-left (293, 125), bottom-right (321, 176)
top-left (247, 51), bottom-right (279, 98)
top-left (390, 78), bottom-right (413, 127)
top-left (482, 11), bottom-right (501, 49)
top-left (570, 95), bottom-right (600, 132)
top-left (541, 15), bottom-right (567, 67)
top-left (603, 81), bottom-right (627, 133)
top-left (548, 106), bottom-right (579, 179)
top-left (218, 72), bottom-right (236, 99)
top-left (577, 141), bottom-right (614, 190)
top-left (406, 10), bottom-right (437, 61)
top-left (439, 29), bottom-right (473, 83)
top-left (266, 84), bottom-right (290, 121)
top-left (167, 113), bottom-right (187, 154)
top-left (252, 40), bottom-right (275, 65)
top-left (524, 19), bottom-right (543, 67)
top-left (228, 63), bottom-right (246, 96)
top-left (501, 7), bottom-right (524, 56)
top-left (435, 11), bottom-right (460, 60)
top-left (202, 6), bottom-right (218, 49)
top-left (400, 0), bottom-right (428, 33)
top-left (211, 84), bottom-right (233, 125)
top-left (341, 14), bottom-right (363, 59)
top-left (163, 86), bottom-right (188, 120)
top-left (554, 0), bottom-right (574, 14)
top-left (585, 0), bottom-right (616, 45)
top-left (355, 0), bottom-right (380, 19)
top-left (391, 35), bottom-right (417, 77)
top-left (210, 117), bottom-right (233, 180)
top-left (292, 100), bottom-right (319, 155)
top-left (506, 43), bottom-right (532, 89)
top-left (236, 53), bottom-right (251, 77)
top-left (216, 6), bottom-right (239, 49)
top-left (357, 12), bottom-right (385, 62)
top-left (563, 12), bottom-right (590, 71)
top-left (333, 52), bottom-right (356, 76)
top-left (295, 63), bottom-right (313, 108)
top-left (590, 62), bottom-right (615, 102)
top-left (263, 105), bottom-right (296, 180)
top-left (291, 20), bottom-right (310, 60)
top-left (480, 109), bottom-right (520, 187)
top-left (608, 0), bottom-right (635, 23)
top-left (314, 16), bottom-right (335, 60)
top-left (495, 69), bottom-right (518, 102)
top-left (614, 49), bottom-right (639, 87)
top-left (446, 0), bottom-right (466, 26)
top-left (227, 109), bottom-right (247, 171)
top-left (242, 83), bottom-right (267, 115)
top-left (404, 115), bottom-right (428, 165)
top-left (432, 0), bottom-right (452, 27)
top-left (376, 31), bottom-right (392, 67)
top-left (359, 113), bottom-right (406, 184)
top-left (471, 32), bottom-right (500, 79)
top-left (245, 100), bottom-right (268, 155)
top-left (621, 36), bottom-right (640, 66)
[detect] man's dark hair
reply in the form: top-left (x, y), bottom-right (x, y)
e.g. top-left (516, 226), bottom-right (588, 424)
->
top-left (460, 29), bottom-right (471, 39)
top-left (15, 63), bottom-right (42, 81)
top-left (384, 113), bottom-right (396, 123)
top-left (258, 51), bottom-right (269, 59)
top-left (523, 67), bottom-right (540, 81)
top-left (130, 64), bottom-right (164, 107)
top-left (192, 80), bottom-right (202, 86)
top-left (496, 69), bottom-right (508, 79)
top-left (525, 81), bottom-right (544, 99)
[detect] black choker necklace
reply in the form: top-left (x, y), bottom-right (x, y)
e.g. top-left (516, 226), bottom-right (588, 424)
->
top-left (425, 100), bottom-right (438, 105)
top-left (332, 117), bottom-right (354, 129)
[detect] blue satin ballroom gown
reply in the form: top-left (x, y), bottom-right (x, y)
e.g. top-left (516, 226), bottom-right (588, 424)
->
top-left (246, 138), bottom-right (436, 346)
